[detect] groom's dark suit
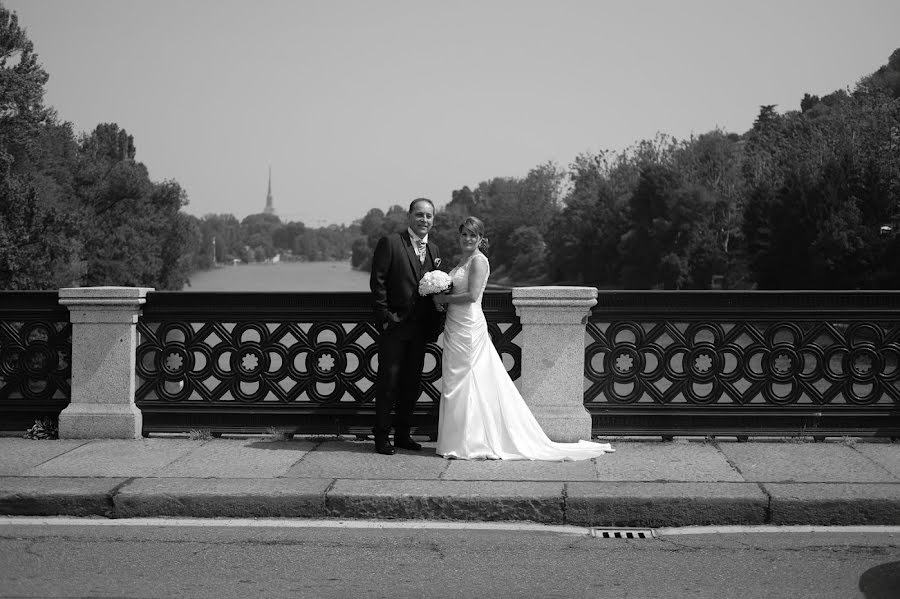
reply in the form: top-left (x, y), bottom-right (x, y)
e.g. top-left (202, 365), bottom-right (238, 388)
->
top-left (370, 231), bottom-right (442, 446)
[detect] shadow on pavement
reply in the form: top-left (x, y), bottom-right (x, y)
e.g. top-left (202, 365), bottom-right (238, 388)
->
top-left (859, 561), bottom-right (900, 599)
top-left (245, 438), bottom-right (375, 454)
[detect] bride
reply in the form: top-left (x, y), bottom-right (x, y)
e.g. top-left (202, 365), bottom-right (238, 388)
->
top-left (432, 217), bottom-right (613, 460)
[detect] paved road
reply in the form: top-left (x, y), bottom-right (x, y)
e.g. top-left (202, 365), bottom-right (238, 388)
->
top-left (1, 520), bottom-right (898, 598)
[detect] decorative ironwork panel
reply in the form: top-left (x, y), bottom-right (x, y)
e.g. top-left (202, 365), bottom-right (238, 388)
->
top-left (136, 291), bottom-right (520, 433)
top-left (482, 292), bottom-right (522, 382)
top-left (585, 291), bottom-right (900, 437)
top-left (586, 319), bottom-right (900, 406)
top-left (0, 292), bottom-right (71, 429)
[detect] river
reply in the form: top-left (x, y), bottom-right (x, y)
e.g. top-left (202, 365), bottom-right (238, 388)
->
top-left (183, 261), bottom-right (370, 292)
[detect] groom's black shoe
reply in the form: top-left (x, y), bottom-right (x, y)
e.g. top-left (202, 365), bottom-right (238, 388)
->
top-left (393, 436), bottom-right (422, 451)
top-left (375, 437), bottom-right (395, 455)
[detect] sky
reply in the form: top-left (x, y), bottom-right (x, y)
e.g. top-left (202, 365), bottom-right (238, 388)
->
top-left (6, 0), bottom-right (900, 227)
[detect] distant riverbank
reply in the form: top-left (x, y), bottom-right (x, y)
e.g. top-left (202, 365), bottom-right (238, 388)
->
top-left (183, 261), bottom-right (369, 292)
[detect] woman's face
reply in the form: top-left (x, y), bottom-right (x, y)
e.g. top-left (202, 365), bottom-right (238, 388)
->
top-left (458, 227), bottom-right (481, 252)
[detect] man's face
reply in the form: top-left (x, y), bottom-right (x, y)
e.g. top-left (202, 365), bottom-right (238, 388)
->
top-left (408, 201), bottom-right (434, 238)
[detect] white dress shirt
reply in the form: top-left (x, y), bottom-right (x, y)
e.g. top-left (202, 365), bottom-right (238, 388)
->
top-left (407, 227), bottom-right (428, 264)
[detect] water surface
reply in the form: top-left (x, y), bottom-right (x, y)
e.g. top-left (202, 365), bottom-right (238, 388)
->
top-left (184, 261), bottom-right (369, 292)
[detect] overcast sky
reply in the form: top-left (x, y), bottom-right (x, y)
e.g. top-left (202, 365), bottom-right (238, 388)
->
top-left (6, 0), bottom-right (900, 226)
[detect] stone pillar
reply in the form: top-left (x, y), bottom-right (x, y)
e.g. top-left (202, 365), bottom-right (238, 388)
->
top-left (57, 287), bottom-right (154, 439)
top-left (512, 286), bottom-right (597, 442)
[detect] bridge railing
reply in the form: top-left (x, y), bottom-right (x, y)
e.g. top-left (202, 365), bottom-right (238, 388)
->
top-left (2, 287), bottom-right (898, 439)
top-left (585, 291), bottom-right (900, 439)
top-left (133, 291), bottom-right (520, 437)
top-left (0, 291), bottom-right (71, 431)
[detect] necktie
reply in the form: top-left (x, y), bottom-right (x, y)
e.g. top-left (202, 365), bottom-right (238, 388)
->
top-left (416, 240), bottom-right (426, 264)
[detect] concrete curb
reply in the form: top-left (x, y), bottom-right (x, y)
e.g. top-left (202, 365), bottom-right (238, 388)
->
top-left (0, 477), bottom-right (127, 517)
top-left (566, 482), bottom-right (769, 527)
top-left (765, 483), bottom-right (900, 525)
top-left (2, 477), bottom-right (900, 526)
top-left (112, 478), bottom-right (333, 519)
top-left (325, 480), bottom-right (565, 522)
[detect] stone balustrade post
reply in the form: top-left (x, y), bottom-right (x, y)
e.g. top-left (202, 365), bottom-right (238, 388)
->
top-left (511, 286), bottom-right (597, 442)
top-left (57, 286), bottom-right (154, 439)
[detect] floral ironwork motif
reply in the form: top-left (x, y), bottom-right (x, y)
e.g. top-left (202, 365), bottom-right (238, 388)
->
top-left (615, 353), bottom-right (634, 373)
top-left (135, 292), bottom-right (521, 431)
top-left (585, 318), bottom-right (900, 408)
top-left (694, 354), bottom-right (713, 373)
top-left (318, 353), bottom-right (335, 372)
top-left (137, 320), bottom-right (381, 405)
top-left (0, 316), bottom-right (71, 407)
top-left (138, 319), bottom-right (522, 406)
top-left (773, 354), bottom-right (792, 374)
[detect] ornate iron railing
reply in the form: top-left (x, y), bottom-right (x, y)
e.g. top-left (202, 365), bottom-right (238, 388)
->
top-left (585, 291), bottom-right (900, 438)
top-left (0, 292), bottom-right (72, 430)
top-left (136, 291), bottom-right (521, 435)
top-left (8, 287), bottom-right (896, 438)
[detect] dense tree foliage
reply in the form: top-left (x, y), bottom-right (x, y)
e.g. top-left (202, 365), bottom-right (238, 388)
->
top-left (741, 69), bottom-right (900, 289)
top-left (0, 6), bottom-right (80, 289)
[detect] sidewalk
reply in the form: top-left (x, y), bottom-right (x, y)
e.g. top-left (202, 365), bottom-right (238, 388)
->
top-left (1, 436), bottom-right (899, 527)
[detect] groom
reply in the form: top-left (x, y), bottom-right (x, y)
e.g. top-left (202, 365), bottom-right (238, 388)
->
top-left (369, 198), bottom-right (443, 455)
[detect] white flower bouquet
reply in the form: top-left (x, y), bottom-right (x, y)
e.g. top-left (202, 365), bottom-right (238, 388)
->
top-left (418, 269), bottom-right (453, 296)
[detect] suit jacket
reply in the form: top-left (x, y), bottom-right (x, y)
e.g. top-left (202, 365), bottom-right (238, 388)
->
top-left (370, 231), bottom-right (442, 342)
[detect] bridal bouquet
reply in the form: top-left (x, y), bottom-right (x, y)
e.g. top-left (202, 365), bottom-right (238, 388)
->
top-left (418, 269), bottom-right (453, 296)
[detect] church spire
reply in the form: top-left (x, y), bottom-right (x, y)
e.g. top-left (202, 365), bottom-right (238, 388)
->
top-left (264, 166), bottom-right (275, 215)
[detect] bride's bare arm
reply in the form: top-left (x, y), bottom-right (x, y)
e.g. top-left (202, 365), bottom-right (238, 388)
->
top-left (435, 256), bottom-right (488, 305)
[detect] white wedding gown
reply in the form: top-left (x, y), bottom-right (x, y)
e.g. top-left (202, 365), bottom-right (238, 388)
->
top-left (436, 252), bottom-right (614, 460)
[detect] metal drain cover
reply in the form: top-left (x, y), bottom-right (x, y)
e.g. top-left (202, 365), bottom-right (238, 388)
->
top-left (590, 528), bottom-right (656, 539)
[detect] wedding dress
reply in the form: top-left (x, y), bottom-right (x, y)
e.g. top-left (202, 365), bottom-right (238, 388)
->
top-left (436, 252), bottom-right (614, 460)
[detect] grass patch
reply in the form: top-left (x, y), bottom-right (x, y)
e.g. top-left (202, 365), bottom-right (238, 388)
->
top-left (265, 427), bottom-right (290, 442)
top-left (188, 428), bottom-right (213, 441)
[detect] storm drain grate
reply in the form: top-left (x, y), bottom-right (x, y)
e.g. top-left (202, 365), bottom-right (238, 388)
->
top-left (590, 528), bottom-right (656, 539)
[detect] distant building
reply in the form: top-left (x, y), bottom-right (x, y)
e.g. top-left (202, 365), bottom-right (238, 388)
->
top-left (264, 167), bottom-right (276, 215)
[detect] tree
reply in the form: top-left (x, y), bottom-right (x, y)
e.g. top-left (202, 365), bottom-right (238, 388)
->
top-left (672, 130), bottom-right (749, 287)
top-left (0, 5), bottom-right (50, 162)
top-left (619, 164), bottom-right (682, 288)
top-left (801, 93), bottom-right (820, 113)
top-left (273, 220), bottom-right (306, 253)
top-left (0, 179), bottom-right (80, 289)
top-left (160, 206), bottom-right (201, 289)
top-left (470, 166), bottom-right (564, 283)
top-left (508, 225), bottom-right (548, 283)
top-left (471, 177), bottom-right (521, 272)
top-left (351, 208), bottom-right (384, 270)
top-left (74, 124), bottom-right (173, 288)
top-left (1, 4), bottom-right (213, 290)
top-left (0, 5), bottom-right (80, 289)
top-left (197, 213), bottom-right (242, 265)
top-left (445, 186), bottom-right (477, 217)
top-left (545, 152), bottom-right (627, 286)
top-left (742, 68), bottom-right (900, 289)
top-left (240, 213), bottom-right (281, 260)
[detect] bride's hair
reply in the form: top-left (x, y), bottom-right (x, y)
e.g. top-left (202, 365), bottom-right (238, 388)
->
top-left (459, 216), bottom-right (490, 253)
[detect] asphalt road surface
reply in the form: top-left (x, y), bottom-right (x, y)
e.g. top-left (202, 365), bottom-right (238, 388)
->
top-left (1, 519), bottom-right (898, 598)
